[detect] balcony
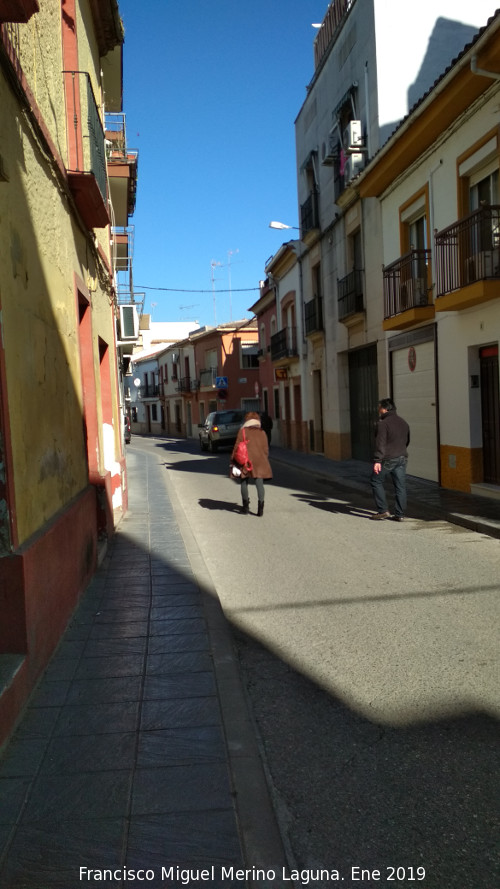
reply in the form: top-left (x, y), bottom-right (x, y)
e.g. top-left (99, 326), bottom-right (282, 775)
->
top-left (271, 327), bottom-right (298, 362)
top-left (177, 377), bottom-right (200, 395)
top-left (382, 249), bottom-right (433, 331)
top-left (105, 113), bottom-right (138, 226)
top-left (138, 384), bottom-right (159, 399)
top-left (304, 295), bottom-right (324, 336)
top-left (313, 0), bottom-right (354, 69)
top-left (300, 190), bottom-right (319, 237)
top-left (199, 368), bottom-right (217, 389)
top-left (113, 226), bottom-right (134, 273)
top-left (63, 71), bottom-right (109, 230)
top-left (338, 269), bottom-right (364, 323)
top-left (435, 205), bottom-right (500, 312)
top-left (0, 0), bottom-right (39, 23)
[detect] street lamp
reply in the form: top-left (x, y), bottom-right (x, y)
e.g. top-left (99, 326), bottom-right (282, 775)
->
top-left (269, 220), bottom-right (300, 231)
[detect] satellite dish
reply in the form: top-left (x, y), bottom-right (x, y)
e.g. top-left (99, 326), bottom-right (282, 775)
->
top-left (133, 378), bottom-right (141, 387)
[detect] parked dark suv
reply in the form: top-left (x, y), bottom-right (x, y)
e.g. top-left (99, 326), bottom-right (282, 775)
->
top-left (199, 409), bottom-right (245, 452)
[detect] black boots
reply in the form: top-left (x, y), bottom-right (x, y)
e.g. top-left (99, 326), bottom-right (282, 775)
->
top-left (241, 499), bottom-right (264, 515)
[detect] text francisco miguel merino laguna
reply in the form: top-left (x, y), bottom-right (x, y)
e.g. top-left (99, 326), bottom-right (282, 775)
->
top-left (79, 864), bottom-right (424, 883)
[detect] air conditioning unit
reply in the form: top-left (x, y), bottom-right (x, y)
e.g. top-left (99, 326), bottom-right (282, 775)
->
top-left (344, 152), bottom-right (364, 184)
top-left (465, 250), bottom-right (500, 283)
top-left (119, 304), bottom-right (139, 340)
top-left (171, 352), bottom-right (179, 362)
top-left (343, 120), bottom-right (363, 152)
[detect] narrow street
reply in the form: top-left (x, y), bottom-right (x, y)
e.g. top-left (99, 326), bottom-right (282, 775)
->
top-left (150, 434), bottom-right (500, 889)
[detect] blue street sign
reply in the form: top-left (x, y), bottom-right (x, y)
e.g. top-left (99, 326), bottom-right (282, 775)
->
top-left (215, 376), bottom-right (228, 388)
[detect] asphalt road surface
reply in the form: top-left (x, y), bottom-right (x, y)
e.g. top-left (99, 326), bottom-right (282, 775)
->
top-left (133, 435), bottom-right (499, 889)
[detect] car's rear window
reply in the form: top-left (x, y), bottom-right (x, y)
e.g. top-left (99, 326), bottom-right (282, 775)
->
top-left (216, 411), bottom-right (243, 423)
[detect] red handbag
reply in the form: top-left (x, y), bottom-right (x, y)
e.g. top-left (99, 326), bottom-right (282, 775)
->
top-left (234, 429), bottom-right (252, 472)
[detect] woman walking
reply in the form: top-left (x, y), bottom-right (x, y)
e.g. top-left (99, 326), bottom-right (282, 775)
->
top-left (231, 412), bottom-right (272, 516)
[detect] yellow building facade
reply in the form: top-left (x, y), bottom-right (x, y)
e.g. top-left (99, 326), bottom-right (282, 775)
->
top-left (0, 0), bottom-right (131, 745)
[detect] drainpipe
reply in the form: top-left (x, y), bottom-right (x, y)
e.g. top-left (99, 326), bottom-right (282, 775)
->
top-left (470, 55), bottom-right (500, 81)
top-left (364, 61), bottom-right (372, 159)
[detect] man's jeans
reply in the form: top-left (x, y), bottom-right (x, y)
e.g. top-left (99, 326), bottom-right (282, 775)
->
top-left (370, 456), bottom-right (408, 517)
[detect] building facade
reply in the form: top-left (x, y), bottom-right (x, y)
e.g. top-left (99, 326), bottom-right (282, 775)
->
top-left (358, 12), bottom-right (500, 492)
top-left (0, 0), bottom-right (135, 745)
top-left (191, 322), bottom-right (260, 429)
top-left (286, 0), bottom-right (497, 463)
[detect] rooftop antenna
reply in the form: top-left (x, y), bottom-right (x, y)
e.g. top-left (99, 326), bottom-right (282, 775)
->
top-left (227, 249), bottom-right (239, 320)
top-left (210, 260), bottom-right (222, 323)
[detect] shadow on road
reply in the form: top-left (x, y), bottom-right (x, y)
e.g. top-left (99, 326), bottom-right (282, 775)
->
top-left (0, 434), bottom-right (498, 889)
top-left (198, 498), bottom-right (242, 513)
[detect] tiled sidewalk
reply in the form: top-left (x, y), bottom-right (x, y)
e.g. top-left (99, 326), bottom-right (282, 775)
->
top-left (0, 450), bottom-right (250, 888)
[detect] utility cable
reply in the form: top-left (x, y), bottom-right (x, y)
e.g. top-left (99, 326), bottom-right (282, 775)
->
top-left (135, 285), bottom-right (261, 293)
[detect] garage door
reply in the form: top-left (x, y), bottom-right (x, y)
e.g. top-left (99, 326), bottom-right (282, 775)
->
top-left (392, 341), bottom-right (438, 481)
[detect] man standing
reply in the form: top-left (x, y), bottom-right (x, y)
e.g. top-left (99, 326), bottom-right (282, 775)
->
top-left (370, 398), bottom-right (410, 522)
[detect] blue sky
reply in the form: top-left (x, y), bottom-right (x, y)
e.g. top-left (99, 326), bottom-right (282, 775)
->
top-left (117, 0), bottom-right (329, 327)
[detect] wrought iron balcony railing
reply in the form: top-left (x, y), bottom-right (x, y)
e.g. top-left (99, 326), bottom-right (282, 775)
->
top-left (435, 205), bottom-right (500, 296)
top-left (300, 189), bottom-right (319, 235)
top-left (177, 377), bottom-right (200, 393)
top-left (105, 112), bottom-right (138, 218)
top-left (314, 0), bottom-right (354, 69)
top-left (63, 70), bottom-right (107, 201)
top-left (270, 327), bottom-right (298, 361)
top-left (138, 384), bottom-right (159, 399)
top-left (304, 296), bottom-right (324, 335)
top-left (383, 250), bottom-right (430, 319)
top-left (337, 269), bottom-right (364, 320)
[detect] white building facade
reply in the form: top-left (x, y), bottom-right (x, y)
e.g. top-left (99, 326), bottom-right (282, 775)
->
top-left (358, 12), bottom-right (500, 492)
top-left (290, 0), bottom-right (497, 462)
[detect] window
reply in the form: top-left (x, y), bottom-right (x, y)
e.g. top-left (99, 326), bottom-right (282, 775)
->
top-left (206, 348), bottom-right (217, 369)
top-left (241, 343), bottom-right (259, 369)
top-left (260, 323), bottom-right (266, 352)
top-left (398, 190), bottom-right (430, 306)
top-left (151, 404), bottom-right (158, 422)
top-left (350, 230), bottom-right (362, 270)
top-left (408, 216), bottom-right (427, 251)
top-left (312, 262), bottom-right (322, 297)
top-left (273, 387), bottom-right (280, 420)
top-left (470, 167), bottom-right (499, 207)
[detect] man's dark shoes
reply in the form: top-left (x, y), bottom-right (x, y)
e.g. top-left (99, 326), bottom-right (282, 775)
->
top-left (393, 515), bottom-right (404, 522)
top-left (370, 511), bottom-right (390, 520)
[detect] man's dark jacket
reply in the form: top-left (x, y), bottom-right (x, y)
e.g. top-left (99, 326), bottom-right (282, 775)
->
top-left (373, 409), bottom-right (410, 461)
